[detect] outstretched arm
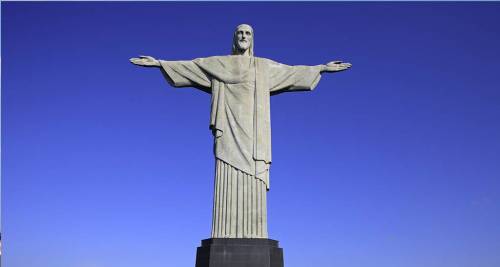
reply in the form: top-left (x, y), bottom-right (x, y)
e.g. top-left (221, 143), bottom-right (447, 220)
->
top-left (267, 59), bottom-right (352, 95)
top-left (130, 55), bottom-right (211, 93)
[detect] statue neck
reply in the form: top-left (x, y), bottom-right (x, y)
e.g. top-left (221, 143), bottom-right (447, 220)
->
top-left (235, 48), bottom-right (251, 57)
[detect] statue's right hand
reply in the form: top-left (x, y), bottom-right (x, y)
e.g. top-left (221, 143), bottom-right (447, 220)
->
top-left (129, 55), bottom-right (161, 67)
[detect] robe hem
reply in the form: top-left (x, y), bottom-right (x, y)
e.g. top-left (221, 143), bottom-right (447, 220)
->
top-left (215, 157), bottom-right (269, 190)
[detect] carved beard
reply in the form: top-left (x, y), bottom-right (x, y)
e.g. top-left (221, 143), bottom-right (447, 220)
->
top-left (237, 40), bottom-right (250, 51)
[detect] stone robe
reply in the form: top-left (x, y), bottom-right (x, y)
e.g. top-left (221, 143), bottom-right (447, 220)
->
top-left (159, 55), bottom-right (322, 237)
top-left (160, 56), bottom-right (322, 188)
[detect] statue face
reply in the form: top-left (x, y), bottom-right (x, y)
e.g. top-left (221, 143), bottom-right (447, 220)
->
top-left (235, 25), bottom-right (253, 52)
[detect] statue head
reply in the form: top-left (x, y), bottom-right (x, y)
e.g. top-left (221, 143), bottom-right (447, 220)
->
top-left (232, 24), bottom-right (254, 56)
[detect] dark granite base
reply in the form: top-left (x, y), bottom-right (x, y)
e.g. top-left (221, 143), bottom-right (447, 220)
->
top-left (195, 238), bottom-right (284, 267)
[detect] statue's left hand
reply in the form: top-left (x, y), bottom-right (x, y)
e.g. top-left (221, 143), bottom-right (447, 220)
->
top-left (129, 55), bottom-right (161, 67)
top-left (322, 61), bottom-right (352, 72)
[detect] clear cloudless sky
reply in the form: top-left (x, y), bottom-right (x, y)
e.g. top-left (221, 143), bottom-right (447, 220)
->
top-left (2, 2), bottom-right (500, 267)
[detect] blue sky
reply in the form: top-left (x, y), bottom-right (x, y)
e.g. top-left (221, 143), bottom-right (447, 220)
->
top-left (2, 2), bottom-right (500, 267)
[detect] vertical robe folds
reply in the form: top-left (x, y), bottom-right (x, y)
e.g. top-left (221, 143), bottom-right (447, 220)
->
top-left (160, 55), bottom-right (322, 238)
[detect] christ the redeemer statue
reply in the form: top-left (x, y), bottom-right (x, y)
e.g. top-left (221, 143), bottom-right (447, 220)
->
top-left (130, 24), bottom-right (351, 240)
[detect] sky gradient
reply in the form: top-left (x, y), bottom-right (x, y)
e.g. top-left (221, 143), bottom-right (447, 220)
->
top-left (2, 2), bottom-right (500, 267)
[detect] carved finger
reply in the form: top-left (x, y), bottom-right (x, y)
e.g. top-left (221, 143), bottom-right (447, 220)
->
top-left (132, 59), bottom-right (145, 65)
top-left (331, 61), bottom-right (343, 64)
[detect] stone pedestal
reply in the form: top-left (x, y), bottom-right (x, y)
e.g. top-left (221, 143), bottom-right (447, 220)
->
top-left (195, 238), bottom-right (284, 267)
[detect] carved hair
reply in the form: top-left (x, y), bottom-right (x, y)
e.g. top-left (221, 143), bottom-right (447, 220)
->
top-left (232, 24), bottom-right (254, 56)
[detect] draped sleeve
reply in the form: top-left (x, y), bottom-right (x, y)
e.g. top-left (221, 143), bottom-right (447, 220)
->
top-left (159, 60), bottom-right (212, 94)
top-left (266, 60), bottom-right (323, 96)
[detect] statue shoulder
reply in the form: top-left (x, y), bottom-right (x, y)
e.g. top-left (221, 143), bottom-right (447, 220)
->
top-left (255, 57), bottom-right (283, 67)
top-left (194, 55), bottom-right (232, 65)
top-left (255, 56), bottom-right (274, 63)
